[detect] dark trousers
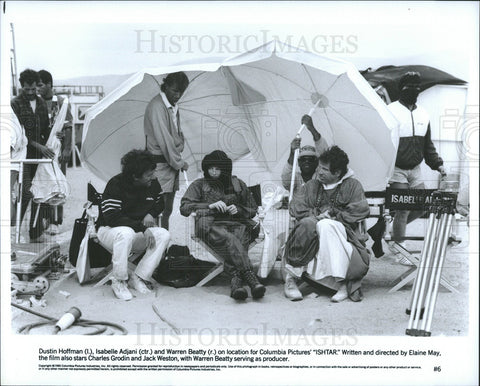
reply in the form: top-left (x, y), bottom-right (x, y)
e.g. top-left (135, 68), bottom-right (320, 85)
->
top-left (20, 163), bottom-right (48, 240)
top-left (196, 216), bottom-right (257, 276)
top-left (160, 192), bottom-right (175, 230)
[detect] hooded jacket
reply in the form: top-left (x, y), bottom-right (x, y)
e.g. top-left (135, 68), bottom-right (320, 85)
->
top-left (180, 150), bottom-right (257, 220)
top-left (388, 101), bottom-right (443, 170)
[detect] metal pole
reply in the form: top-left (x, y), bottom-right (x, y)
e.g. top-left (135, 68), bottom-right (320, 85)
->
top-left (70, 90), bottom-right (77, 168)
top-left (407, 213), bottom-right (439, 332)
top-left (288, 99), bottom-right (322, 203)
top-left (422, 214), bottom-right (454, 335)
top-left (10, 23), bottom-right (19, 96)
top-left (413, 213), bottom-right (445, 327)
top-left (420, 213), bottom-right (447, 324)
top-left (407, 212), bottom-right (435, 314)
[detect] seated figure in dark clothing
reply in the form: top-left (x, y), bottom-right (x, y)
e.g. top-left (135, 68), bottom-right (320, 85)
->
top-left (180, 150), bottom-right (265, 300)
top-left (97, 150), bottom-right (170, 301)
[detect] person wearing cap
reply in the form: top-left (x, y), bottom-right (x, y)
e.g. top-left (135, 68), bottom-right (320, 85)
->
top-left (180, 150), bottom-right (266, 301)
top-left (283, 146), bottom-right (370, 302)
top-left (144, 72), bottom-right (190, 230)
top-left (281, 115), bottom-right (328, 193)
top-left (387, 72), bottom-right (446, 262)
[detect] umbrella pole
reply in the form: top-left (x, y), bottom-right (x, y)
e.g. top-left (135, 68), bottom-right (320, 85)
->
top-left (183, 170), bottom-right (190, 187)
top-left (288, 99), bottom-right (322, 203)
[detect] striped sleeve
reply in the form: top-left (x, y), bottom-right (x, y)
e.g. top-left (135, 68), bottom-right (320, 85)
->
top-left (101, 178), bottom-right (145, 232)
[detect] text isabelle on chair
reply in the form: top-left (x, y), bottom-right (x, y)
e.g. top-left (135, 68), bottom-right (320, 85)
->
top-left (364, 188), bottom-right (459, 293)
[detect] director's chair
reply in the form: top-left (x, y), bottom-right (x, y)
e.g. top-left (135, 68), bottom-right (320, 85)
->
top-left (367, 188), bottom-right (460, 293)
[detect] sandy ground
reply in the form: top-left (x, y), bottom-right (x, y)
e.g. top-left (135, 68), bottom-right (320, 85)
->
top-left (10, 167), bottom-right (470, 337)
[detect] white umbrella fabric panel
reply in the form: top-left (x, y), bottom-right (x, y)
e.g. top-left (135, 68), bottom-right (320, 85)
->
top-left (82, 40), bottom-right (399, 191)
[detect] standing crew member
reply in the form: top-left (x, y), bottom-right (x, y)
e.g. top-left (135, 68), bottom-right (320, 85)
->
top-left (387, 72), bottom-right (446, 262)
top-left (144, 72), bottom-right (190, 229)
top-left (11, 69), bottom-right (52, 242)
top-left (37, 69), bottom-right (73, 234)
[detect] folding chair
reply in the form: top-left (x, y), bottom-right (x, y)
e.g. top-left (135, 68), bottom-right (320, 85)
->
top-left (187, 184), bottom-right (264, 287)
top-left (81, 183), bottom-right (156, 287)
top-left (374, 188), bottom-right (459, 293)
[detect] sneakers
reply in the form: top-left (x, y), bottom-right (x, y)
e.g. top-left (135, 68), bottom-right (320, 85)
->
top-left (285, 264), bottom-right (304, 279)
top-left (129, 274), bottom-right (152, 294)
top-left (111, 278), bottom-right (133, 301)
top-left (331, 284), bottom-right (348, 303)
top-left (284, 274), bottom-right (303, 301)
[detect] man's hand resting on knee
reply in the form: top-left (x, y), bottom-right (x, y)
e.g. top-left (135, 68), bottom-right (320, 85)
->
top-left (144, 228), bottom-right (156, 249)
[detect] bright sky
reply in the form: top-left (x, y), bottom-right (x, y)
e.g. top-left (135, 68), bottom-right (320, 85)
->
top-left (3, 1), bottom-right (478, 89)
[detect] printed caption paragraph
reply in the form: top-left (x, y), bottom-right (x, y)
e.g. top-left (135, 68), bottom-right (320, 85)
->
top-left (37, 347), bottom-right (443, 372)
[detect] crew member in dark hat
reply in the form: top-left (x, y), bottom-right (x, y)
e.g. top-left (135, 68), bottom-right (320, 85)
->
top-left (386, 72), bottom-right (446, 263)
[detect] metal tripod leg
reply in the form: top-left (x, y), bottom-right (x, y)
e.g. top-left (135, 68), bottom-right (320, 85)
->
top-left (406, 213), bottom-right (438, 333)
top-left (419, 213), bottom-right (454, 336)
top-left (406, 190), bottom-right (458, 336)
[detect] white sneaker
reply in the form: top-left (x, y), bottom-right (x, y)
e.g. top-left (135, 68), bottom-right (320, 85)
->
top-left (285, 264), bottom-right (304, 279)
top-left (284, 274), bottom-right (303, 301)
top-left (129, 274), bottom-right (152, 294)
top-left (111, 278), bottom-right (133, 301)
top-left (331, 284), bottom-right (348, 303)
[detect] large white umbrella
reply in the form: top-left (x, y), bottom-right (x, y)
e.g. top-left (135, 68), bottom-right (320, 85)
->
top-left (82, 40), bottom-right (398, 191)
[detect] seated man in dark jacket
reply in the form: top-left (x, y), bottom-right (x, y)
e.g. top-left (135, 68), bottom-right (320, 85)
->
top-left (180, 150), bottom-right (265, 301)
top-left (97, 150), bottom-right (170, 301)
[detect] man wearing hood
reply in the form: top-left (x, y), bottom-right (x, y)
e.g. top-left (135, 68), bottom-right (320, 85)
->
top-left (283, 146), bottom-right (370, 302)
top-left (387, 72), bottom-right (446, 262)
top-left (180, 150), bottom-right (266, 300)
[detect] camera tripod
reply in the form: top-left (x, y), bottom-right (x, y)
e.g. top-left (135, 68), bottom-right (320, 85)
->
top-left (405, 191), bottom-right (458, 337)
